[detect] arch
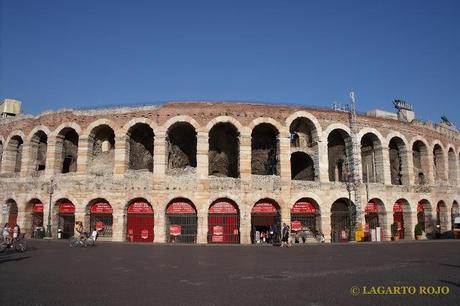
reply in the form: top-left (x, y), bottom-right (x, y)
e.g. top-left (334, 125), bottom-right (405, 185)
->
top-left (433, 143), bottom-right (446, 182)
top-left (248, 117), bottom-right (283, 132)
top-left (360, 132), bottom-right (384, 183)
top-left (29, 130), bottom-right (48, 172)
top-left (165, 198), bottom-right (198, 243)
top-left (451, 201), bottom-right (459, 231)
top-left (24, 198), bottom-right (44, 238)
top-left (5, 134), bottom-right (24, 173)
top-left (87, 124), bottom-right (116, 175)
top-left (251, 123), bottom-right (280, 176)
top-left (290, 152), bottom-right (315, 181)
top-left (412, 140), bottom-right (430, 185)
top-left (365, 198), bottom-right (387, 241)
top-left (327, 128), bottom-right (351, 182)
top-left (166, 121), bottom-right (197, 173)
top-left (4, 199), bottom-right (18, 226)
top-left (209, 121), bottom-right (240, 178)
top-left (86, 198), bottom-right (113, 238)
top-left (121, 118), bottom-right (157, 136)
top-left (53, 198), bottom-right (76, 239)
top-left (290, 197), bottom-right (321, 242)
top-left (83, 118), bottom-right (117, 137)
top-left (208, 198), bottom-right (240, 244)
top-left (126, 198), bottom-right (154, 242)
top-left (205, 116), bottom-right (244, 134)
top-left (288, 116), bottom-right (320, 147)
top-left (330, 198), bottom-right (356, 242)
top-left (55, 127), bottom-right (79, 173)
top-left (448, 147), bottom-right (457, 186)
top-left (388, 136), bottom-right (408, 185)
top-left (51, 122), bottom-right (82, 137)
top-left (436, 200), bottom-right (448, 234)
top-left (392, 198), bottom-right (412, 240)
top-left (163, 115), bottom-right (201, 132)
top-left (251, 198), bottom-right (281, 244)
top-left (127, 122), bottom-right (154, 172)
top-left (417, 199), bottom-right (434, 237)
top-left (285, 111), bottom-right (323, 140)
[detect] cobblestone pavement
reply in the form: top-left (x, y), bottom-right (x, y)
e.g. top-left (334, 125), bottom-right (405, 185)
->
top-left (0, 240), bottom-right (459, 306)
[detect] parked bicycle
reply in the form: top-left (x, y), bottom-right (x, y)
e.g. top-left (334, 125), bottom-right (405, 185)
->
top-left (69, 230), bottom-right (98, 248)
top-left (0, 234), bottom-right (27, 253)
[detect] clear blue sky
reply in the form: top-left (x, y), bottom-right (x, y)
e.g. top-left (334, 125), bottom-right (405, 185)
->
top-left (1, 0), bottom-right (459, 124)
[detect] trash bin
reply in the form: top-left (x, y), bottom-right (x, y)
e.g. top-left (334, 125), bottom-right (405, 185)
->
top-left (34, 226), bottom-right (45, 239)
top-left (57, 229), bottom-right (63, 239)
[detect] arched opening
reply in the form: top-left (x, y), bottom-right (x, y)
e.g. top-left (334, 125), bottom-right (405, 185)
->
top-left (433, 144), bottom-right (446, 183)
top-left (165, 198), bottom-right (197, 243)
top-left (360, 133), bottom-right (383, 183)
top-left (0, 140), bottom-right (3, 172)
top-left (412, 141), bottom-right (429, 185)
top-left (88, 125), bottom-right (115, 175)
top-left (417, 199), bottom-right (434, 238)
top-left (26, 199), bottom-right (44, 239)
top-left (448, 148), bottom-right (457, 186)
top-left (389, 137), bottom-right (407, 185)
top-left (330, 198), bottom-right (355, 242)
top-left (328, 129), bottom-right (350, 182)
top-left (364, 198), bottom-right (386, 241)
top-left (392, 199), bottom-right (412, 240)
top-left (167, 122), bottom-right (197, 174)
top-left (126, 198), bottom-right (154, 242)
top-left (53, 199), bottom-right (75, 239)
top-left (208, 199), bottom-right (240, 244)
top-left (56, 128), bottom-right (79, 173)
top-left (209, 122), bottom-right (239, 178)
top-left (4, 199), bottom-right (18, 227)
top-left (452, 201), bottom-right (459, 230)
top-left (290, 152), bottom-right (315, 181)
top-left (290, 198), bottom-right (320, 243)
top-left (251, 199), bottom-right (281, 244)
top-left (87, 199), bottom-right (113, 238)
top-left (436, 201), bottom-right (448, 235)
top-left (127, 123), bottom-right (154, 172)
top-left (251, 123), bottom-right (279, 175)
top-left (6, 135), bottom-right (23, 173)
top-left (30, 131), bottom-right (48, 172)
top-left (289, 117), bottom-right (317, 149)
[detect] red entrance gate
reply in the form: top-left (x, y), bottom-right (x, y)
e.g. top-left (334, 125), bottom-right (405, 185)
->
top-left (208, 200), bottom-right (239, 244)
top-left (58, 202), bottom-right (75, 239)
top-left (90, 202), bottom-right (113, 238)
top-left (32, 202), bottom-right (44, 238)
top-left (393, 202), bottom-right (404, 239)
top-left (166, 200), bottom-right (197, 243)
top-left (127, 201), bottom-right (154, 242)
top-left (251, 201), bottom-right (280, 244)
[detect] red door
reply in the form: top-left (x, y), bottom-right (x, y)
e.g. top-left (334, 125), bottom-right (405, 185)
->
top-left (127, 214), bottom-right (154, 242)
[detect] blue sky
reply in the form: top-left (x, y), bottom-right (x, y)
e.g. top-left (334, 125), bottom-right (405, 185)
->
top-left (1, 0), bottom-right (459, 124)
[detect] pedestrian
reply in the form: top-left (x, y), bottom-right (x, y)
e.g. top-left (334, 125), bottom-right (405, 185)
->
top-left (13, 224), bottom-right (21, 240)
top-left (2, 223), bottom-right (11, 244)
top-left (282, 223), bottom-right (290, 247)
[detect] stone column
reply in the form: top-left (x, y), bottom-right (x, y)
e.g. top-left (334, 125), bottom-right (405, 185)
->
top-left (239, 133), bottom-right (251, 180)
top-left (381, 147), bottom-right (392, 185)
top-left (114, 135), bottom-right (127, 178)
top-left (239, 204), bottom-right (251, 244)
top-left (111, 211), bottom-right (124, 242)
top-left (153, 130), bottom-right (166, 180)
top-left (405, 149), bottom-right (415, 186)
top-left (45, 138), bottom-right (57, 177)
top-left (384, 212), bottom-right (393, 241)
top-left (318, 140), bottom-right (329, 182)
top-left (196, 131), bottom-right (209, 179)
top-left (426, 150), bottom-right (435, 185)
top-left (154, 202), bottom-right (166, 243)
top-left (20, 143), bottom-right (31, 177)
top-left (279, 133), bottom-right (291, 180)
top-left (77, 136), bottom-right (90, 175)
top-left (196, 206), bottom-right (208, 243)
top-left (321, 213), bottom-right (332, 243)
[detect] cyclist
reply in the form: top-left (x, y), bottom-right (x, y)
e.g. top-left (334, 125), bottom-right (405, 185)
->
top-left (12, 224), bottom-right (21, 241)
top-left (2, 223), bottom-right (11, 244)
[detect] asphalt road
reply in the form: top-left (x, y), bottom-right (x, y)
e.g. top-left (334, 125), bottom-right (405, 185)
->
top-left (0, 240), bottom-right (459, 306)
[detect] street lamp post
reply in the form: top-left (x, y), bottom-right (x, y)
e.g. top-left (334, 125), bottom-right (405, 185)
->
top-left (46, 178), bottom-right (56, 238)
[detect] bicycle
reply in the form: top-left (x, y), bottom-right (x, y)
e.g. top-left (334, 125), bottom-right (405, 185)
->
top-left (69, 233), bottom-right (96, 248)
top-left (0, 234), bottom-right (27, 253)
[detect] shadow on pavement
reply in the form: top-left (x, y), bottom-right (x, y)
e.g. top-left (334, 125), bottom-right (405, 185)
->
top-left (0, 255), bottom-right (31, 264)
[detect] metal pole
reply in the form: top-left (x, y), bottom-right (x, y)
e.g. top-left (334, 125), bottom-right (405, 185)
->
top-left (46, 179), bottom-right (54, 237)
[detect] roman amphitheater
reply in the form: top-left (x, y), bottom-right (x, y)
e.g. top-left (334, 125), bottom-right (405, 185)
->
top-left (0, 99), bottom-right (459, 244)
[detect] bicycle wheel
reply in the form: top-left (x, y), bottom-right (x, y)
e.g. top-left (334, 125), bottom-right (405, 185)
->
top-left (0, 242), bottom-right (7, 253)
top-left (86, 238), bottom-right (94, 247)
top-left (14, 240), bottom-right (27, 252)
top-left (69, 237), bottom-right (79, 247)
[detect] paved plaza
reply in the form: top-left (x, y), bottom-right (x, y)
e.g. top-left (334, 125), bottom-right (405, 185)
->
top-left (0, 240), bottom-right (459, 306)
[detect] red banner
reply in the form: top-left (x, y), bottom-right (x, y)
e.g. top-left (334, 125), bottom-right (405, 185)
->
top-left (393, 202), bottom-right (403, 213)
top-left (96, 221), bottom-right (104, 231)
top-left (251, 202), bottom-right (278, 214)
top-left (32, 202), bottom-right (44, 213)
top-left (91, 202), bottom-right (113, 214)
top-left (166, 202), bottom-right (196, 214)
top-left (209, 202), bottom-right (238, 214)
top-left (365, 202), bottom-right (378, 213)
top-left (291, 202), bottom-right (316, 214)
top-left (291, 220), bottom-right (302, 231)
top-left (169, 224), bottom-right (181, 236)
top-left (213, 225), bottom-right (224, 236)
top-left (417, 203), bottom-right (424, 213)
top-left (59, 202), bottom-right (75, 214)
top-left (141, 229), bottom-right (149, 240)
top-left (212, 235), bottom-right (224, 242)
top-left (128, 202), bottom-right (153, 214)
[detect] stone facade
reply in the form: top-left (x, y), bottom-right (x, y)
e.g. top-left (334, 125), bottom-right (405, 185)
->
top-left (0, 102), bottom-right (459, 243)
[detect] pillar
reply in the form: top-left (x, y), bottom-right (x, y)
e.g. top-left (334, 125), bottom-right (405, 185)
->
top-left (77, 135), bottom-right (90, 174)
top-left (113, 135), bottom-right (127, 177)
